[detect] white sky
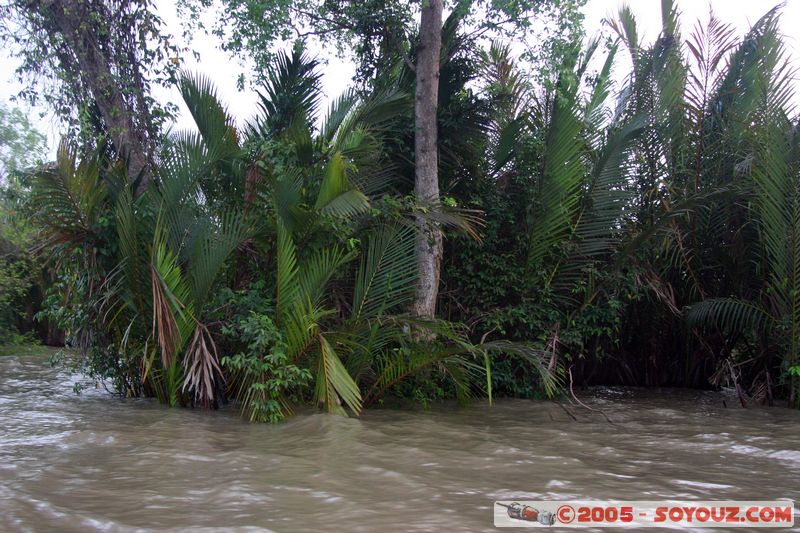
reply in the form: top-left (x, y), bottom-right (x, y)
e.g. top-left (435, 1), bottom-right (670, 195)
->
top-left (1, 0), bottom-right (798, 155)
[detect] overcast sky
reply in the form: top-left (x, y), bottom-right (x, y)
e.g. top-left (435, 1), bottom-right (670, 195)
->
top-left (1, 0), bottom-right (798, 155)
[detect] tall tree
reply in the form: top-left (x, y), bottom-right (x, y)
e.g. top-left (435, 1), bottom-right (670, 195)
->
top-left (1, 0), bottom-right (182, 194)
top-left (38, 0), bottom-right (152, 191)
top-left (412, 0), bottom-right (444, 318)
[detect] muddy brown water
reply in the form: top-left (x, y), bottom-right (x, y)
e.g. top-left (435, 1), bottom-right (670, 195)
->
top-left (1, 355), bottom-right (798, 532)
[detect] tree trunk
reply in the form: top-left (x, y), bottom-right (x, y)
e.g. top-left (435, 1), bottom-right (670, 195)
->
top-left (411, 0), bottom-right (443, 319)
top-left (34, 0), bottom-right (153, 195)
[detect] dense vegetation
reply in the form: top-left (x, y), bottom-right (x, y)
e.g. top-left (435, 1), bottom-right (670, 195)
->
top-left (2, 0), bottom-right (799, 417)
top-left (0, 103), bottom-right (50, 344)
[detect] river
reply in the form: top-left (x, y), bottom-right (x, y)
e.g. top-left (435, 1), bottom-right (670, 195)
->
top-left (1, 355), bottom-right (798, 531)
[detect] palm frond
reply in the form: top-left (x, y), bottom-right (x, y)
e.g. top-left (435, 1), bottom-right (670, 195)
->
top-left (270, 168), bottom-right (306, 231)
top-left (324, 87), bottom-right (411, 150)
top-left (114, 187), bottom-right (148, 316)
top-left (364, 345), bottom-right (473, 407)
top-left (183, 321), bottom-right (223, 405)
top-left (315, 333), bottom-right (362, 415)
top-left (413, 200), bottom-right (485, 242)
top-left (275, 220), bottom-right (299, 321)
top-left (318, 188), bottom-right (371, 219)
top-left (527, 57), bottom-right (585, 269)
top-left (150, 228), bottom-right (194, 369)
top-left (247, 45), bottom-right (321, 140)
top-left (352, 224), bottom-right (417, 320)
top-left (178, 72), bottom-right (240, 157)
top-left (752, 115), bottom-right (800, 322)
top-left (685, 9), bottom-right (738, 132)
top-left (584, 43), bottom-right (618, 137)
top-left (298, 245), bottom-right (355, 309)
top-left (480, 41), bottom-right (532, 126)
top-left (315, 152), bottom-right (355, 209)
top-left (320, 89), bottom-right (359, 144)
top-left (312, 152), bottom-right (371, 220)
top-left (688, 297), bottom-right (771, 335)
top-left (480, 340), bottom-right (564, 399)
top-left (30, 142), bottom-right (107, 246)
top-left (189, 209), bottom-right (252, 307)
top-left (575, 117), bottom-right (646, 257)
top-left (608, 5), bottom-right (639, 63)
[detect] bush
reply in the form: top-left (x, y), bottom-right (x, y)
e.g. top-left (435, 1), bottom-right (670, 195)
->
top-left (221, 313), bottom-right (311, 422)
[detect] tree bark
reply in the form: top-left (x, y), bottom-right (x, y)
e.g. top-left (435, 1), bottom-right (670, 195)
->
top-left (34, 0), bottom-right (153, 195)
top-left (411, 0), bottom-right (443, 319)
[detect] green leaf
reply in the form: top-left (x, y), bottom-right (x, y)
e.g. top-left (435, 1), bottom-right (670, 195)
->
top-left (315, 334), bottom-right (362, 415)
